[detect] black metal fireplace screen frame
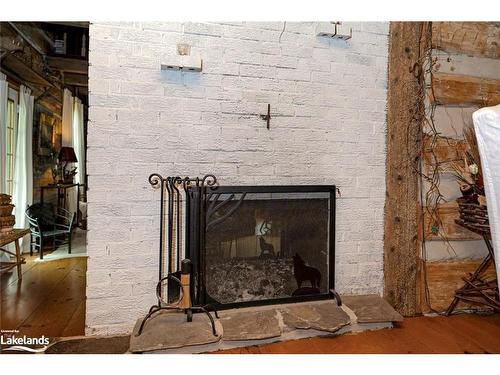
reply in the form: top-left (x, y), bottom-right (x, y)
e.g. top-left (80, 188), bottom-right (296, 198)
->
top-left (194, 184), bottom-right (338, 310)
top-left (148, 174), bottom-right (341, 313)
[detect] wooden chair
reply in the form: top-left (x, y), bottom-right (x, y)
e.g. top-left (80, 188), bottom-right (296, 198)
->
top-left (25, 203), bottom-right (75, 260)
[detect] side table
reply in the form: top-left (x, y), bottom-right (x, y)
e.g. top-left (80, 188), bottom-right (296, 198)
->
top-left (0, 228), bottom-right (30, 280)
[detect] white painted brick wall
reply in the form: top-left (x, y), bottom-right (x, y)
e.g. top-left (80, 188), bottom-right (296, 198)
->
top-left (86, 22), bottom-right (389, 335)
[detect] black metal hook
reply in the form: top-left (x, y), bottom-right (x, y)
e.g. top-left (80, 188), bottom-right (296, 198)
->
top-left (260, 104), bottom-right (271, 129)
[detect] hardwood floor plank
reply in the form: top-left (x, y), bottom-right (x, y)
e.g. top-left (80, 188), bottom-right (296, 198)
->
top-left (216, 314), bottom-right (500, 354)
top-left (1, 260), bottom-right (76, 328)
top-left (62, 299), bottom-right (87, 337)
top-left (447, 315), bottom-right (500, 353)
top-left (17, 265), bottom-right (86, 337)
top-left (0, 255), bottom-right (87, 338)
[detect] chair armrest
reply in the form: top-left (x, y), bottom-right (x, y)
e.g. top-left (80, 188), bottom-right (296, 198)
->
top-left (56, 207), bottom-right (75, 226)
top-left (56, 207), bottom-right (72, 218)
top-left (25, 214), bottom-right (42, 235)
top-left (55, 213), bottom-right (70, 224)
top-left (55, 223), bottom-right (71, 231)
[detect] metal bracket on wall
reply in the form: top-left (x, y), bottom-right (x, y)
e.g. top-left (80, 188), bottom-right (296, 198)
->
top-left (260, 103), bottom-right (271, 129)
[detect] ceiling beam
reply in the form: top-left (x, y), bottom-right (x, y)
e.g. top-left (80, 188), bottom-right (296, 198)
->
top-left (47, 56), bottom-right (88, 74)
top-left (1, 53), bottom-right (54, 88)
top-left (8, 22), bottom-right (53, 55)
top-left (43, 22), bottom-right (89, 29)
top-left (63, 72), bottom-right (88, 86)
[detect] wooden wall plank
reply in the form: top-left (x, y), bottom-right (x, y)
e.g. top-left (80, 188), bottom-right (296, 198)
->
top-left (384, 22), bottom-right (430, 316)
top-left (423, 202), bottom-right (483, 241)
top-left (422, 134), bottom-right (467, 174)
top-left (433, 51), bottom-right (500, 80)
top-left (430, 73), bottom-right (500, 106)
top-left (422, 259), bottom-right (496, 312)
top-left (432, 22), bottom-right (500, 59)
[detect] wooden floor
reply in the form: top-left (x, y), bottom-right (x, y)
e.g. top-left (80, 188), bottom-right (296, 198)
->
top-left (216, 314), bottom-right (500, 354)
top-left (1, 254), bottom-right (86, 338)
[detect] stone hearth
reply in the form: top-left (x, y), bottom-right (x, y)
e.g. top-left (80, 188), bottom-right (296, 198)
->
top-left (128, 294), bottom-right (403, 353)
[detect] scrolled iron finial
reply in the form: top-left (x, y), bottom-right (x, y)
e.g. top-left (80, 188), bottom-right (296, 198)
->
top-left (181, 177), bottom-right (191, 191)
top-left (201, 174), bottom-right (217, 188)
top-left (148, 173), bottom-right (164, 189)
top-left (172, 176), bottom-right (183, 185)
top-left (170, 176), bottom-right (183, 193)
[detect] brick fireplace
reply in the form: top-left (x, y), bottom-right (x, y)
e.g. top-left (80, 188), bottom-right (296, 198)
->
top-left (86, 22), bottom-right (389, 335)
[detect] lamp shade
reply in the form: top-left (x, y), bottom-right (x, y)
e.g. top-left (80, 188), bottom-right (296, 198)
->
top-left (58, 147), bottom-right (78, 163)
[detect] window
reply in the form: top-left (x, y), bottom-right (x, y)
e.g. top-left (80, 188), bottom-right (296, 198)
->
top-left (5, 88), bottom-right (18, 195)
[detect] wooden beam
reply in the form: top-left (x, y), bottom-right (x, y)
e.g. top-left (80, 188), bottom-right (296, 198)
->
top-left (8, 22), bottom-right (53, 55)
top-left (47, 56), bottom-right (88, 74)
top-left (63, 72), bottom-right (88, 86)
top-left (432, 22), bottom-right (500, 59)
top-left (430, 73), bottom-right (500, 107)
top-left (1, 53), bottom-right (53, 88)
top-left (43, 22), bottom-right (89, 29)
top-left (36, 95), bottom-right (62, 116)
top-left (384, 22), bottom-right (430, 316)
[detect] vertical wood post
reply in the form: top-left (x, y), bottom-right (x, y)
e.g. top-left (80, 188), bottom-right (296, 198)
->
top-left (384, 22), bottom-right (430, 316)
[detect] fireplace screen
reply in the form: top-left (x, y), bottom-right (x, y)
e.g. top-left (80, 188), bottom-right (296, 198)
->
top-left (137, 176), bottom-right (339, 335)
top-left (199, 186), bottom-right (336, 308)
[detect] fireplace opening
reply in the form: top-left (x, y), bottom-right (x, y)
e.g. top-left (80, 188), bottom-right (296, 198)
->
top-left (197, 186), bottom-right (336, 309)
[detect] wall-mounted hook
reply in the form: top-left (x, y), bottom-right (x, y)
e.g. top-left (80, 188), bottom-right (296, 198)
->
top-left (260, 104), bottom-right (271, 130)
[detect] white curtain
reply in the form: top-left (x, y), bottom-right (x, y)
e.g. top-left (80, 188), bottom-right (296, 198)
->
top-left (61, 88), bottom-right (73, 147)
top-left (473, 105), bottom-right (500, 292)
top-left (61, 89), bottom-right (77, 218)
top-left (72, 97), bottom-right (85, 185)
top-left (65, 96), bottom-right (85, 222)
top-left (0, 73), bottom-right (7, 194)
top-left (12, 85), bottom-right (34, 252)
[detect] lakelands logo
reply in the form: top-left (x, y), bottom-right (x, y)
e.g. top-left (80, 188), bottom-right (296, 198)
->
top-left (1, 330), bottom-right (49, 353)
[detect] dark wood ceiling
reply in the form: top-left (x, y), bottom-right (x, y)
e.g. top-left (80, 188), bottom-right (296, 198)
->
top-left (0, 21), bottom-right (89, 110)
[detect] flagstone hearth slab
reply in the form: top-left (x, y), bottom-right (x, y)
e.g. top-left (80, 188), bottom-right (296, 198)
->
top-left (280, 302), bottom-right (351, 333)
top-left (342, 294), bottom-right (404, 323)
top-left (129, 311), bottom-right (222, 353)
top-left (219, 309), bottom-right (281, 341)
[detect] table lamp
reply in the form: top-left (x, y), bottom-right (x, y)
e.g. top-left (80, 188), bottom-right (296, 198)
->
top-left (58, 147), bottom-right (78, 183)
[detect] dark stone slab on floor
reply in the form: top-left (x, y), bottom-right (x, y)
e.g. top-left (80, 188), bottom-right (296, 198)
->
top-left (129, 311), bottom-right (221, 353)
top-left (219, 309), bottom-right (281, 341)
top-left (280, 302), bottom-right (351, 333)
top-left (342, 294), bottom-right (404, 323)
top-left (45, 335), bottom-right (130, 354)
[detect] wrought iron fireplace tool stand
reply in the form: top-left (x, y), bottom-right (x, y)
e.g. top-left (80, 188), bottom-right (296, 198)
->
top-left (136, 174), bottom-right (220, 337)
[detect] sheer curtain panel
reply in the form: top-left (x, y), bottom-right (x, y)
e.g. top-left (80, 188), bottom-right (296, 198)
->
top-left (12, 85), bottom-right (34, 252)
